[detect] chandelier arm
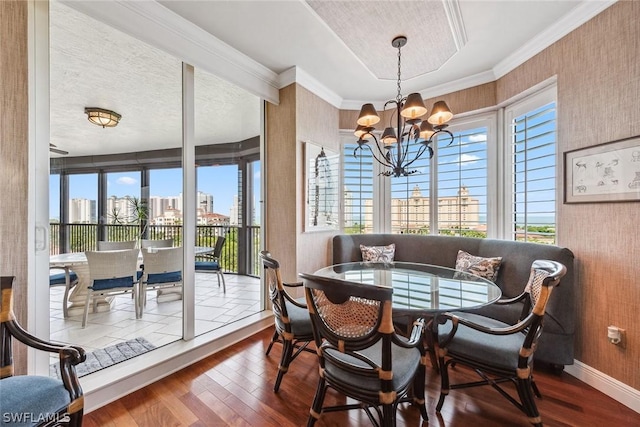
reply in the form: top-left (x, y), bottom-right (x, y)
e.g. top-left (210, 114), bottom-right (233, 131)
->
top-left (355, 134), bottom-right (395, 169)
top-left (403, 143), bottom-right (432, 169)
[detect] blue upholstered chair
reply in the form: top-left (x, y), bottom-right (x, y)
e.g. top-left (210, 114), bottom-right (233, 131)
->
top-left (140, 246), bottom-right (183, 311)
top-left (434, 260), bottom-right (567, 427)
top-left (194, 236), bottom-right (226, 292)
top-left (1, 276), bottom-right (85, 426)
top-left (49, 267), bottom-right (78, 318)
top-left (83, 249), bottom-right (140, 328)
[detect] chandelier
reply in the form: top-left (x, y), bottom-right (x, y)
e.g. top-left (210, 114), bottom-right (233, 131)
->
top-left (353, 36), bottom-right (454, 177)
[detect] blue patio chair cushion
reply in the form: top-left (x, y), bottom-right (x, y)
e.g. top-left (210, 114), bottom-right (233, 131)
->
top-left (147, 271), bottom-right (182, 284)
top-left (0, 376), bottom-right (71, 427)
top-left (137, 270), bottom-right (144, 281)
top-left (49, 271), bottom-right (78, 286)
top-left (195, 261), bottom-right (220, 271)
top-left (90, 276), bottom-right (134, 291)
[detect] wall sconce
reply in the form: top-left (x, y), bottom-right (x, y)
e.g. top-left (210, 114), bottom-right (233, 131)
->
top-left (85, 107), bottom-right (121, 128)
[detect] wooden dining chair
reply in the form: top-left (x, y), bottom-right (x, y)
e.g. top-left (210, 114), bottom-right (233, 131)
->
top-left (300, 272), bottom-right (428, 427)
top-left (433, 260), bottom-right (567, 427)
top-left (1, 276), bottom-right (85, 426)
top-left (260, 251), bottom-right (314, 392)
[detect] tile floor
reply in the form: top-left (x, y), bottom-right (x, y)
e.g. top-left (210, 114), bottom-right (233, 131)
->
top-left (49, 272), bottom-right (262, 367)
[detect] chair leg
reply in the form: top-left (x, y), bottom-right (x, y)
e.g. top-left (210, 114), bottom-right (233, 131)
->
top-left (412, 354), bottom-right (429, 422)
top-left (307, 377), bottom-right (327, 427)
top-left (516, 378), bottom-right (543, 427)
top-left (217, 271), bottom-right (226, 293)
top-left (265, 330), bottom-right (279, 355)
top-left (382, 404), bottom-right (395, 427)
top-left (82, 291), bottom-right (91, 328)
top-left (67, 410), bottom-right (83, 427)
top-left (274, 337), bottom-right (294, 392)
top-left (436, 357), bottom-right (451, 412)
top-left (62, 281), bottom-right (73, 319)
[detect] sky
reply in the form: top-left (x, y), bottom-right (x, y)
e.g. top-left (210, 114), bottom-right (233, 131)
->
top-left (50, 163), bottom-right (261, 221)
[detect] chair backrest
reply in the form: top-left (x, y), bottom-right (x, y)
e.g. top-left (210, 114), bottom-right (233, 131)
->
top-left (142, 247), bottom-right (183, 275)
top-left (140, 238), bottom-right (173, 249)
top-left (260, 251), bottom-right (290, 333)
top-left (300, 272), bottom-right (396, 384)
top-left (97, 240), bottom-right (136, 251)
top-left (212, 236), bottom-right (226, 258)
top-left (85, 249), bottom-right (139, 289)
top-left (521, 259), bottom-right (567, 320)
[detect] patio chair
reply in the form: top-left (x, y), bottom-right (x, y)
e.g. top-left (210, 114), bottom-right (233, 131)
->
top-left (83, 249), bottom-right (140, 327)
top-left (140, 238), bottom-right (173, 248)
top-left (49, 266), bottom-right (78, 318)
top-left (300, 272), bottom-right (428, 426)
top-left (140, 246), bottom-right (183, 311)
top-left (194, 236), bottom-right (226, 292)
top-left (1, 276), bottom-right (85, 426)
top-left (261, 251), bottom-right (314, 392)
top-left (96, 240), bottom-right (136, 251)
top-left (433, 260), bottom-right (567, 427)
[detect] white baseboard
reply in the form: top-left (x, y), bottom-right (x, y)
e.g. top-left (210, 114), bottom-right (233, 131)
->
top-left (565, 360), bottom-right (640, 414)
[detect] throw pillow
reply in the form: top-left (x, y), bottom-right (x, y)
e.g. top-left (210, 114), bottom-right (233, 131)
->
top-left (454, 250), bottom-right (502, 282)
top-left (360, 243), bottom-right (396, 263)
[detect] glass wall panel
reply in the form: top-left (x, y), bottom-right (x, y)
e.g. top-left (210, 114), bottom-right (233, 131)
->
top-left (49, 0), bottom-right (183, 371)
top-left (193, 68), bottom-right (262, 336)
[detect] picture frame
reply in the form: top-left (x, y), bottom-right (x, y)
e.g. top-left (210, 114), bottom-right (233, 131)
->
top-left (304, 142), bottom-right (340, 231)
top-left (564, 135), bottom-right (640, 203)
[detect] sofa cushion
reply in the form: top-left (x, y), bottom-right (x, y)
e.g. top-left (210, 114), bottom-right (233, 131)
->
top-left (454, 250), bottom-right (502, 282)
top-left (360, 243), bottom-right (395, 263)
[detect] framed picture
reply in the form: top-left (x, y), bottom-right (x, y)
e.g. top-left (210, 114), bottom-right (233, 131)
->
top-left (304, 142), bottom-right (340, 231)
top-left (564, 136), bottom-right (640, 203)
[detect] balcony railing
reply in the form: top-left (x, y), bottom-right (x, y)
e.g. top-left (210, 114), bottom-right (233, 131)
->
top-left (50, 223), bottom-right (261, 276)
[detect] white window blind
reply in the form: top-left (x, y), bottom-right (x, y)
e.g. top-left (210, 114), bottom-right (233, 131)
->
top-left (390, 141), bottom-right (431, 234)
top-left (343, 141), bottom-right (374, 233)
top-left (509, 102), bottom-right (557, 244)
top-left (436, 126), bottom-right (488, 238)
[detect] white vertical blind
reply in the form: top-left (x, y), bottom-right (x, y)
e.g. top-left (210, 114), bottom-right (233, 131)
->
top-left (343, 140), bottom-right (374, 233)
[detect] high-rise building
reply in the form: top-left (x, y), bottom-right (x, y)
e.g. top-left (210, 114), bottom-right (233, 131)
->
top-left (69, 198), bottom-right (96, 223)
top-left (230, 195), bottom-right (239, 226)
top-left (197, 191), bottom-right (214, 213)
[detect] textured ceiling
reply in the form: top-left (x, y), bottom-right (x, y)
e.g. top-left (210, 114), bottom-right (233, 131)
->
top-left (306, 1), bottom-right (458, 80)
top-left (50, 0), bottom-right (261, 158)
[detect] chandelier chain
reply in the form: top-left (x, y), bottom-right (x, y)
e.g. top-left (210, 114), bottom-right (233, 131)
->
top-left (396, 43), bottom-right (402, 103)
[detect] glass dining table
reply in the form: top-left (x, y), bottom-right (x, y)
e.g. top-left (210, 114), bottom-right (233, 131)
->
top-left (313, 262), bottom-right (502, 316)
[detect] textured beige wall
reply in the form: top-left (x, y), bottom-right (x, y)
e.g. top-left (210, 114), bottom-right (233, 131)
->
top-left (265, 85), bottom-right (298, 283)
top-left (265, 84), bottom-right (339, 289)
top-left (0, 0), bottom-right (29, 374)
top-left (295, 85), bottom-right (340, 277)
top-left (498, 1), bottom-right (640, 389)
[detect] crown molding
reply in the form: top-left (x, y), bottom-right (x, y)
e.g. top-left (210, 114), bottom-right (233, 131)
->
top-left (493, 0), bottom-right (617, 78)
top-left (278, 66), bottom-right (344, 108)
top-left (443, 0), bottom-right (468, 51)
top-left (339, 69), bottom-right (496, 111)
top-left (61, 0), bottom-right (280, 104)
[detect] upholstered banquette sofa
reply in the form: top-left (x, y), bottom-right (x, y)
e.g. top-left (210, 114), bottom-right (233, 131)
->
top-left (332, 234), bottom-right (575, 369)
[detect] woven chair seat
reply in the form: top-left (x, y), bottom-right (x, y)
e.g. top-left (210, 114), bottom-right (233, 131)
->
top-left (285, 300), bottom-right (314, 337)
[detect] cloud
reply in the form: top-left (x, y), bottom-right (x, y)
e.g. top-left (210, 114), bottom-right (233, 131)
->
top-left (460, 154), bottom-right (481, 164)
top-left (468, 134), bottom-right (487, 142)
top-left (116, 176), bottom-right (138, 185)
top-left (254, 170), bottom-right (261, 179)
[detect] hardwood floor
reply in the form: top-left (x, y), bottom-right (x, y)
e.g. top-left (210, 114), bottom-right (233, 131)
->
top-left (84, 327), bottom-right (639, 427)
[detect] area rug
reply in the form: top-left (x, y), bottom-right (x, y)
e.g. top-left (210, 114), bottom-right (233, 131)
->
top-left (50, 337), bottom-right (156, 378)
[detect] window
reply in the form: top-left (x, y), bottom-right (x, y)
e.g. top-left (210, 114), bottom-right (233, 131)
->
top-left (505, 86), bottom-right (557, 244)
top-left (343, 134), bottom-right (374, 234)
top-left (436, 126), bottom-right (489, 238)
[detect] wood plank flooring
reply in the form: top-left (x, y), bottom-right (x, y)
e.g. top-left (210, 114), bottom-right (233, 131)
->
top-left (83, 327), bottom-right (640, 426)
